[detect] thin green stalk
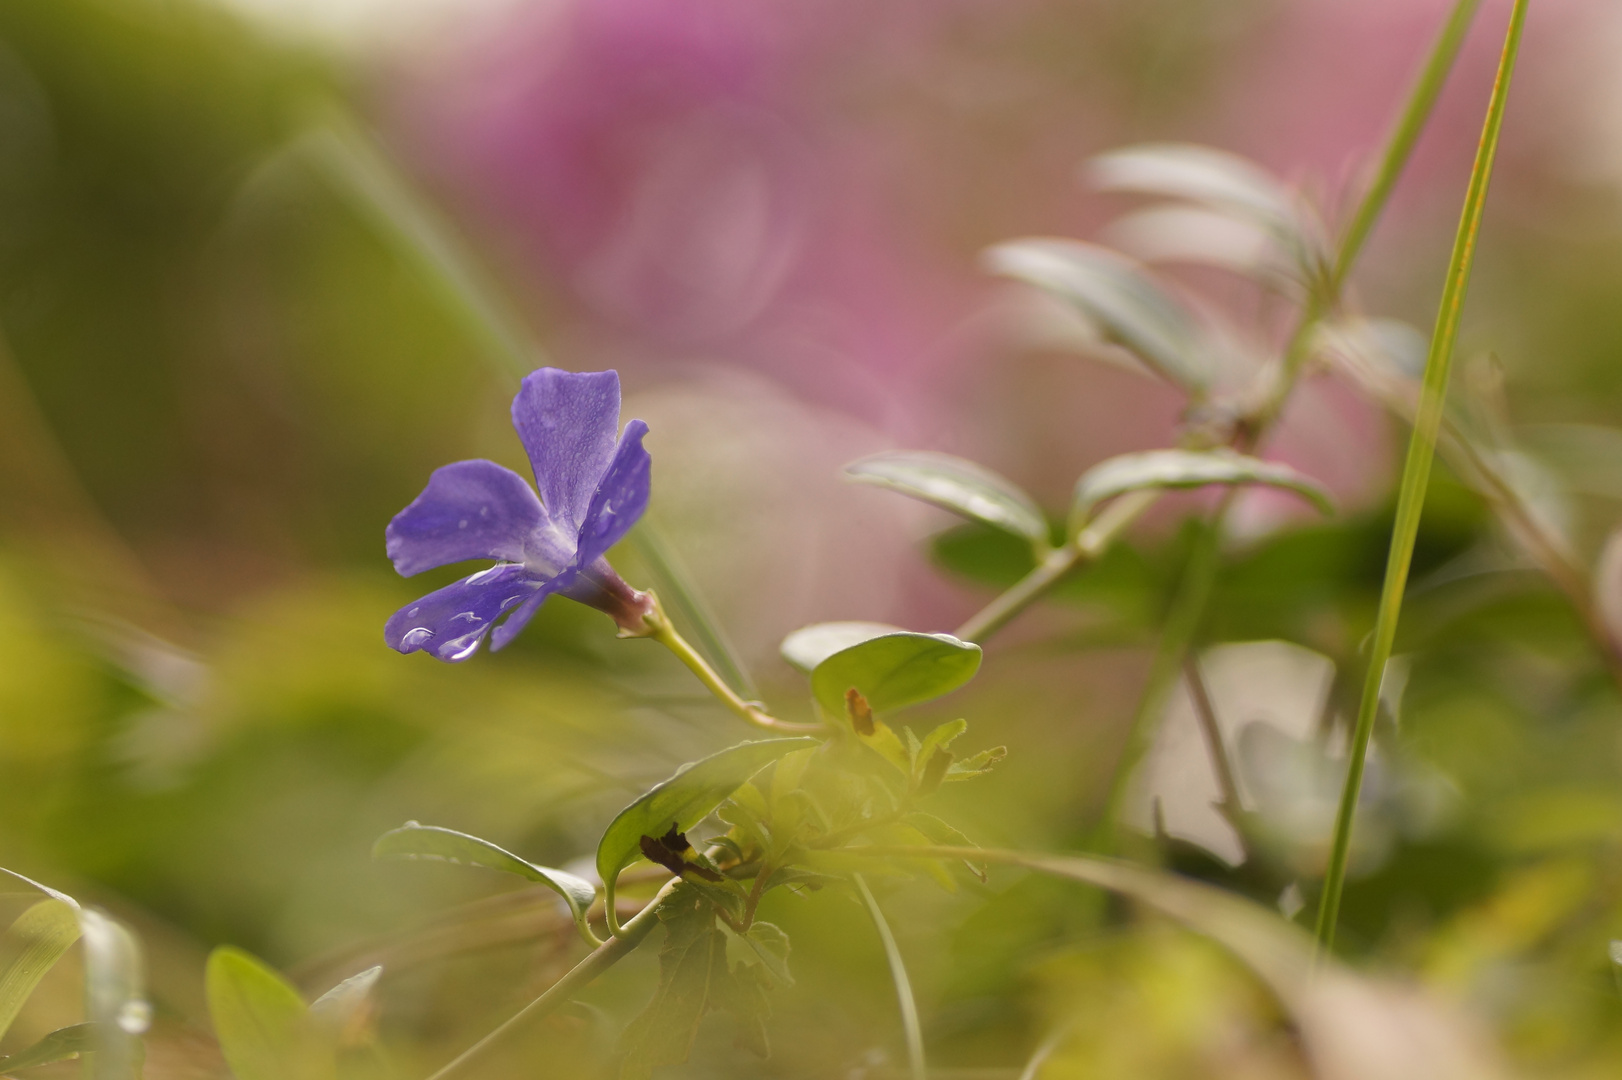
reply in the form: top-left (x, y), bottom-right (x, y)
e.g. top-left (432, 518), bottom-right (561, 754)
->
top-left (1095, 516), bottom-right (1222, 849)
top-left (645, 602), bottom-right (821, 735)
top-left (1330, 0), bottom-right (1486, 292)
top-left (953, 489), bottom-right (1158, 642)
top-left (1315, 0), bottom-right (1529, 959)
top-left (854, 874), bottom-right (926, 1080)
top-left (424, 878), bottom-right (680, 1080)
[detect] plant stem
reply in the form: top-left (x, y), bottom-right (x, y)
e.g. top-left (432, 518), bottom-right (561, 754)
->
top-left (1183, 652), bottom-right (1245, 828)
top-left (953, 489), bottom-right (1158, 642)
top-left (1330, 0), bottom-right (1486, 293)
top-left (424, 877), bottom-right (680, 1080)
top-left (646, 605), bottom-right (821, 735)
top-left (1314, 0), bottom-right (1529, 960)
top-left (1095, 515), bottom-right (1223, 848)
top-left (854, 874), bottom-right (927, 1080)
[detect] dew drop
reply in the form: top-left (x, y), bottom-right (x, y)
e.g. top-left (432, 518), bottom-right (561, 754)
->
top-left (465, 565), bottom-right (504, 585)
top-left (442, 634), bottom-right (483, 662)
top-left (451, 610), bottom-right (480, 624)
top-left (401, 627), bottom-right (434, 649)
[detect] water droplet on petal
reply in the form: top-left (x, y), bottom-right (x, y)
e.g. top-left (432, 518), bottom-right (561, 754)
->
top-left (451, 610), bottom-right (480, 624)
top-left (458, 519), bottom-right (469, 529)
top-left (118, 999), bottom-right (153, 1035)
top-left (465, 565), bottom-right (504, 585)
top-left (441, 634), bottom-right (483, 661)
top-left (401, 627), bottom-right (434, 649)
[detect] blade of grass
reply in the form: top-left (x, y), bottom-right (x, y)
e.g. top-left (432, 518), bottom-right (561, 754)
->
top-left (631, 518), bottom-right (758, 702)
top-left (296, 113), bottom-right (541, 382)
top-left (854, 875), bottom-right (926, 1080)
top-left (1330, 0), bottom-right (1486, 292)
top-left (1314, 0), bottom-right (1529, 960)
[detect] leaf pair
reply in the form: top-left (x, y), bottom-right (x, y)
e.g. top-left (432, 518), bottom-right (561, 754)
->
top-left (846, 446), bottom-right (1331, 564)
top-left (206, 947), bottom-right (382, 1080)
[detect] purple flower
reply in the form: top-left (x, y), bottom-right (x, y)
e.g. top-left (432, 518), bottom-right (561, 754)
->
top-left (385, 368), bottom-right (655, 662)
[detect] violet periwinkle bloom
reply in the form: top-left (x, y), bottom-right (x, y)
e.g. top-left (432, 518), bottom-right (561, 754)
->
top-left (385, 368), bottom-right (655, 662)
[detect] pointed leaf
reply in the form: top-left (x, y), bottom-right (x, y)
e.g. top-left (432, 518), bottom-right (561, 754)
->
top-left (843, 451), bottom-right (1048, 543)
top-left (1071, 449), bottom-right (1332, 531)
top-left (598, 739), bottom-right (818, 914)
top-left (0, 1022), bottom-right (101, 1071)
top-left (780, 622), bottom-right (906, 674)
top-left (0, 900), bottom-right (81, 1043)
top-left (984, 239), bottom-right (1210, 391)
top-left (373, 823), bottom-right (596, 925)
top-left (809, 632), bottom-right (981, 720)
top-left (205, 947), bottom-right (329, 1080)
top-left (1086, 143), bottom-right (1298, 233)
top-left (310, 965), bottom-right (382, 1042)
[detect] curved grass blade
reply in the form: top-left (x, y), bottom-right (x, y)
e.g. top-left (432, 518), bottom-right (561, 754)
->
top-left (0, 899), bottom-right (81, 1043)
top-left (374, 823), bottom-right (598, 936)
top-left (854, 875), bottom-right (926, 1080)
top-left (780, 621), bottom-right (907, 674)
top-left (1315, 0), bottom-right (1529, 960)
top-left (984, 239), bottom-right (1211, 392)
top-left (630, 518), bottom-right (757, 701)
top-left (1071, 449), bottom-right (1332, 533)
top-left (857, 845), bottom-right (1508, 1080)
top-left (844, 451), bottom-right (1049, 546)
top-left (597, 739), bottom-right (818, 933)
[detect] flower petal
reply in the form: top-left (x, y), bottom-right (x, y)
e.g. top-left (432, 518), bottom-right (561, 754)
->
top-left (573, 419), bottom-right (651, 568)
top-left (510, 368), bottom-right (623, 533)
top-left (387, 460), bottom-right (547, 577)
top-left (385, 563), bottom-right (549, 663)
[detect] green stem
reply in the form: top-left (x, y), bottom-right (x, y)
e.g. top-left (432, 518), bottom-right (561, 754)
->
top-left (953, 489), bottom-right (1158, 643)
top-left (1095, 516), bottom-right (1223, 849)
top-left (854, 874), bottom-right (927, 1080)
top-left (645, 601), bottom-right (821, 735)
top-left (1330, 0), bottom-right (1486, 293)
top-left (424, 877), bottom-right (680, 1080)
top-left (1314, 0), bottom-right (1528, 960)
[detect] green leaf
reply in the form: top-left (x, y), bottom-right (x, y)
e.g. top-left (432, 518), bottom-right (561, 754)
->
top-left (721, 921), bottom-right (793, 988)
top-left (205, 946), bottom-right (329, 1080)
top-left (373, 823), bottom-right (597, 925)
top-left (619, 889), bottom-right (727, 1080)
top-left (983, 238), bottom-right (1210, 391)
top-left (1086, 143), bottom-right (1298, 235)
top-left (809, 632), bottom-right (982, 721)
top-left (79, 908), bottom-right (148, 1080)
top-left (843, 451), bottom-right (1049, 544)
top-left (0, 1022), bottom-right (100, 1071)
top-left (0, 899), bottom-right (81, 1043)
top-left (1070, 449), bottom-right (1333, 532)
top-left (780, 622), bottom-right (908, 674)
top-left (598, 739), bottom-right (818, 917)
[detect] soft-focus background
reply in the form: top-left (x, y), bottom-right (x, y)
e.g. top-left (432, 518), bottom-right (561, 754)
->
top-left (6, 0), bottom-right (1622, 1075)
